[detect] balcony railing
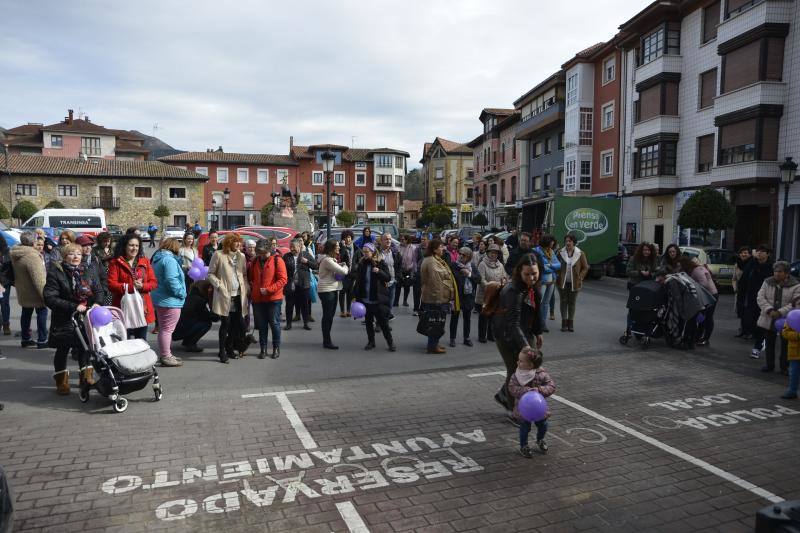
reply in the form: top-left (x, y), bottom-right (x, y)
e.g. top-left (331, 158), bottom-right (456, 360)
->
top-left (91, 196), bottom-right (120, 209)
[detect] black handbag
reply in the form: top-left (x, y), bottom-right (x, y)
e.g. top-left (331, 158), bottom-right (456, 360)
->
top-left (417, 308), bottom-right (447, 337)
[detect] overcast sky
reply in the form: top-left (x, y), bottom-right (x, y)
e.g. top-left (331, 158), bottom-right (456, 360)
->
top-left (1, 0), bottom-right (646, 166)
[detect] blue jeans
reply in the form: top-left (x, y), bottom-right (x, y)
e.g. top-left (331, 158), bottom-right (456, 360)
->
top-left (787, 360), bottom-right (800, 395)
top-left (127, 326), bottom-right (148, 340)
top-left (21, 307), bottom-right (48, 343)
top-left (387, 283), bottom-right (396, 314)
top-left (253, 301), bottom-right (282, 348)
top-left (540, 284), bottom-right (555, 329)
top-left (519, 419), bottom-right (548, 448)
top-left (0, 287), bottom-right (10, 325)
top-left (421, 303), bottom-right (449, 350)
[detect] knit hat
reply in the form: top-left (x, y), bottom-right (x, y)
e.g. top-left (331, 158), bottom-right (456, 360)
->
top-left (487, 244), bottom-right (501, 254)
top-left (363, 242), bottom-right (376, 253)
top-left (75, 235), bottom-right (95, 246)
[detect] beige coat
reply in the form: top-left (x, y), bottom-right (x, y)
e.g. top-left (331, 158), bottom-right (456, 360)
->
top-left (420, 255), bottom-right (455, 304)
top-left (756, 276), bottom-right (800, 330)
top-left (11, 245), bottom-right (46, 308)
top-left (207, 250), bottom-right (249, 317)
top-left (556, 247), bottom-right (590, 291)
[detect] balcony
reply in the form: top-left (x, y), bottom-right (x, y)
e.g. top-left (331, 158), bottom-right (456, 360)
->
top-left (634, 54), bottom-right (682, 86)
top-left (516, 99), bottom-right (565, 140)
top-left (628, 175), bottom-right (680, 195)
top-left (91, 196), bottom-right (120, 209)
top-left (714, 81), bottom-right (787, 118)
top-left (633, 115), bottom-right (681, 141)
top-left (709, 160), bottom-right (780, 187)
top-left (718, 0), bottom-right (793, 45)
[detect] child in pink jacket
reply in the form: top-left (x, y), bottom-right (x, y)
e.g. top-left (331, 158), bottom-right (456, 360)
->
top-left (508, 347), bottom-right (556, 458)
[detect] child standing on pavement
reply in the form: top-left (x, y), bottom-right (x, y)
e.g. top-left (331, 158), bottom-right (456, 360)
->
top-left (508, 347), bottom-right (556, 458)
top-left (780, 322), bottom-right (800, 399)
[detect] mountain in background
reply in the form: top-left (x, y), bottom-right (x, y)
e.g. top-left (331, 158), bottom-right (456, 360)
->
top-left (130, 130), bottom-right (184, 160)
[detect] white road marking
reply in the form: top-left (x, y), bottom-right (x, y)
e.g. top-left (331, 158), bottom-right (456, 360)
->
top-left (467, 370), bottom-right (505, 378)
top-left (469, 372), bottom-right (785, 504)
top-left (335, 501), bottom-right (370, 533)
top-left (242, 390), bottom-right (317, 449)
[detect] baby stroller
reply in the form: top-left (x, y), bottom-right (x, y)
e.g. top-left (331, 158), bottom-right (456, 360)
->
top-left (619, 280), bottom-right (667, 349)
top-left (73, 307), bottom-right (162, 413)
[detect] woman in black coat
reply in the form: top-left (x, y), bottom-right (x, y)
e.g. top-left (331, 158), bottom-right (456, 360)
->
top-left (43, 243), bottom-right (106, 395)
top-left (352, 243), bottom-right (395, 351)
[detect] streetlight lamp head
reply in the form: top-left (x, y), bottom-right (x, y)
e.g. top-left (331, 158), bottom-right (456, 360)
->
top-left (779, 157), bottom-right (798, 185)
top-left (223, 187), bottom-right (231, 200)
top-left (14, 191), bottom-right (21, 200)
top-left (321, 151), bottom-right (336, 173)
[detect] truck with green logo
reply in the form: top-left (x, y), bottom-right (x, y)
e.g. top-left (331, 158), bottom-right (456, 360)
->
top-left (542, 196), bottom-right (621, 279)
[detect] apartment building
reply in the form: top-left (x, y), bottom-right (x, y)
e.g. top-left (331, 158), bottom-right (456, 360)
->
top-left (2, 109), bottom-right (149, 160)
top-left (468, 109), bottom-right (520, 228)
top-left (619, 0), bottom-right (799, 254)
top-left (419, 137), bottom-right (474, 225)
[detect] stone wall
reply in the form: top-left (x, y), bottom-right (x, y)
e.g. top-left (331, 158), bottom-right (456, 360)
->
top-left (2, 176), bottom-right (205, 228)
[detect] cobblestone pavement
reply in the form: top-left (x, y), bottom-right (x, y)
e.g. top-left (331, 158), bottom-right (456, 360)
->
top-left (1, 280), bottom-right (798, 532)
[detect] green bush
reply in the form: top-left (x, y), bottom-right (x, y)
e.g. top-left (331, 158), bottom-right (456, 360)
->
top-left (12, 200), bottom-right (38, 223)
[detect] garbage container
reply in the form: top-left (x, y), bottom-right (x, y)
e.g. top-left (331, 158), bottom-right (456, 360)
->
top-left (755, 500), bottom-right (800, 533)
top-left (0, 465), bottom-right (13, 533)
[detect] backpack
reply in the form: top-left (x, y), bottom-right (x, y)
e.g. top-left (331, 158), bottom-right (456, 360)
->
top-left (480, 281), bottom-right (507, 316)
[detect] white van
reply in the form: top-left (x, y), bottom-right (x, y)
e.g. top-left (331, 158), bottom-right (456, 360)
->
top-left (23, 209), bottom-right (107, 236)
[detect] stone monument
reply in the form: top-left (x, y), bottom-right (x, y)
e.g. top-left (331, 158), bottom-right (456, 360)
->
top-left (268, 184), bottom-right (313, 232)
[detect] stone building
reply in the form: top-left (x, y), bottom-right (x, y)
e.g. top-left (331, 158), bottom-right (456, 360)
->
top-left (0, 154), bottom-right (207, 228)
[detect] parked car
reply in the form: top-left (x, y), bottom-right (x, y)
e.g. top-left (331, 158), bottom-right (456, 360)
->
top-left (237, 226), bottom-right (295, 250)
top-left (197, 230), bottom-right (290, 257)
top-left (106, 224), bottom-right (123, 242)
top-left (163, 226), bottom-right (187, 239)
top-left (680, 246), bottom-right (735, 290)
top-left (315, 228), bottom-right (399, 250)
top-left (352, 224), bottom-right (399, 239)
top-left (137, 225), bottom-right (153, 242)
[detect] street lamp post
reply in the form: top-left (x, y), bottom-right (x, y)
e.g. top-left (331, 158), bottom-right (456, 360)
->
top-left (223, 187), bottom-right (231, 231)
top-left (321, 151), bottom-right (336, 240)
top-left (13, 190), bottom-right (21, 227)
top-left (779, 157), bottom-right (799, 260)
top-left (211, 198), bottom-right (218, 232)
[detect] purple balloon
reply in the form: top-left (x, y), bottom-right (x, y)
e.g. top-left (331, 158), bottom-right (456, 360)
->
top-left (350, 301), bottom-right (367, 319)
top-left (787, 309), bottom-right (800, 331)
top-left (191, 257), bottom-right (205, 269)
top-left (696, 313), bottom-right (705, 325)
top-left (775, 317), bottom-right (786, 331)
top-left (188, 266), bottom-right (204, 281)
top-left (89, 306), bottom-right (113, 327)
top-left (518, 391), bottom-right (548, 422)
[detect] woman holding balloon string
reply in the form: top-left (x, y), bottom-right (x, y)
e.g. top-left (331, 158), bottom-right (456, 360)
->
top-left (150, 238), bottom-right (188, 367)
top-left (352, 242), bottom-right (395, 351)
top-left (508, 347), bottom-right (555, 458)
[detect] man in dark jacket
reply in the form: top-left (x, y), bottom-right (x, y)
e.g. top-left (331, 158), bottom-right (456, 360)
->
top-left (505, 232), bottom-right (533, 275)
top-left (173, 280), bottom-right (218, 352)
top-left (283, 238), bottom-right (317, 330)
top-left (741, 244), bottom-right (774, 352)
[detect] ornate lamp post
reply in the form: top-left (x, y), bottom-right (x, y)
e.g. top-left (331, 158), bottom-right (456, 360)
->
top-left (321, 151), bottom-right (336, 240)
top-left (779, 157), bottom-right (798, 260)
top-left (223, 187), bottom-right (231, 230)
top-left (13, 190), bottom-right (21, 226)
top-left (211, 198), bottom-right (218, 232)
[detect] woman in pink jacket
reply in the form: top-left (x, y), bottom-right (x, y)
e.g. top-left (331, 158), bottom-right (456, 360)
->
top-left (508, 347), bottom-right (556, 459)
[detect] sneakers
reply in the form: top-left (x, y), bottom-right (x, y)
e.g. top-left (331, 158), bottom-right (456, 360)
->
top-left (412, 311), bottom-right (419, 317)
top-left (426, 345), bottom-right (446, 354)
top-left (750, 348), bottom-right (761, 359)
top-left (364, 341), bottom-right (376, 350)
top-left (258, 348), bottom-right (267, 359)
top-left (160, 356), bottom-right (183, 367)
top-left (537, 439), bottom-right (549, 453)
top-left (21, 340), bottom-right (36, 348)
top-left (519, 446), bottom-right (532, 459)
top-left (271, 347), bottom-right (280, 359)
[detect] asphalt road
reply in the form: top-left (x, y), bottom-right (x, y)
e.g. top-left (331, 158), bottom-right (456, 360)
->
top-left (1, 277), bottom-right (798, 532)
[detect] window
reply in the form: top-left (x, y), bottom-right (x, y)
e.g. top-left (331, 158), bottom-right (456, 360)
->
top-left (334, 194), bottom-right (344, 210)
top-left (718, 118), bottom-right (779, 165)
top-left (243, 193), bottom-right (254, 209)
top-left (134, 186), bottom-right (152, 198)
top-left (603, 56), bottom-right (616, 84)
top-left (543, 173), bottom-right (550, 190)
top-left (377, 195), bottom-right (386, 211)
top-left (16, 184), bottom-right (37, 196)
top-left (699, 69), bottom-right (717, 109)
top-left (499, 179), bottom-right (506, 203)
top-left (169, 187), bottom-right (186, 199)
top-left (212, 193), bottom-right (223, 208)
top-left (640, 25), bottom-right (680, 65)
top-left (501, 142), bottom-right (506, 163)
top-left (601, 150), bottom-right (614, 177)
top-left (376, 174), bottom-right (393, 187)
top-left (81, 137), bottom-right (101, 156)
top-left (579, 108), bottom-right (593, 146)
top-left (490, 184), bottom-right (497, 203)
top-left (355, 194), bottom-right (366, 210)
top-left (639, 144), bottom-right (660, 177)
top-left (602, 102), bottom-right (615, 130)
top-left (334, 171), bottom-right (345, 185)
top-left (637, 141), bottom-right (677, 177)
top-left (237, 168), bottom-right (249, 183)
top-left (544, 137), bottom-right (552, 154)
top-left (580, 161), bottom-right (591, 190)
top-left (511, 176), bottom-right (516, 202)
top-left (726, 0), bottom-right (761, 19)
top-left (703, 1), bottom-right (720, 43)
top-left (637, 81), bottom-right (679, 121)
top-left (276, 169), bottom-right (289, 184)
top-left (466, 187), bottom-right (474, 200)
top-left (376, 155), bottom-right (393, 167)
top-left (313, 193), bottom-right (323, 209)
top-left (51, 135), bottom-right (63, 148)
top-left (482, 184), bottom-right (487, 206)
top-left (312, 171), bottom-right (323, 185)
top-left (557, 170), bottom-right (564, 188)
top-left (558, 132), bottom-right (565, 150)
top-left (512, 141), bottom-right (517, 160)
top-left (355, 162), bottom-right (367, 170)
top-left (174, 215), bottom-right (187, 228)
top-left (355, 172), bottom-right (366, 186)
top-left (395, 156), bottom-right (404, 168)
top-left (58, 184), bottom-right (78, 197)
top-left (721, 37), bottom-right (785, 93)
top-left (532, 175), bottom-right (542, 192)
top-left (435, 168), bottom-right (444, 180)
top-left (567, 73), bottom-right (578, 106)
top-left (697, 135), bottom-right (715, 172)
top-left (565, 159), bottom-right (576, 191)
top-left (435, 189), bottom-right (444, 204)
top-left (532, 142), bottom-right (542, 158)
top-left (395, 175), bottom-right (403, 188)
top-left (216, 168), bottom-right (229, 183)
top-left (196, 167), bottom-right (208, 176)
top-left (257, 169), bottom-right (269, 184)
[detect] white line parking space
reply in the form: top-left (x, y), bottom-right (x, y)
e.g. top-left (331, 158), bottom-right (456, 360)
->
top-left (335, 501), bottom-right (371, 533)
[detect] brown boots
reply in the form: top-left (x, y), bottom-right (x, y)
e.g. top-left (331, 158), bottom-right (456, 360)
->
top-left (560, 320), bottom-right (568, 332)
top-left (79, 367), bottom-right (96, 387)
top-left (54, 371), bottom-right (70, 395)
top-left (560, 320), bottom-right (574, 332)
top-left (567, 320), bottom-right (574, 332)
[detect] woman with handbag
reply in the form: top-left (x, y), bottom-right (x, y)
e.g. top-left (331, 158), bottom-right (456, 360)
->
top-left (476, 243), bottom-right (506, 343)
top-left (43, 243), bottom-right (106, 395)
top-left (151, 238), bottom-right (187, 367)
top-left (420, 238), bottom-right (458, 354)
top-left (316, 239), bottom-right (349, 350)
top-left (353, 242), bottom-right (395, 351)
top-left (107, 233), bottom-right (157, 340)
top-left (207, 233), bottom-right (249, 364)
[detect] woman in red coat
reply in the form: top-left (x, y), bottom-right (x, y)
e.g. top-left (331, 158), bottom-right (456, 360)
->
top-left (107, 233), bottom-right (158, 339)
top-left (248, 239), bottom-right (287, 359)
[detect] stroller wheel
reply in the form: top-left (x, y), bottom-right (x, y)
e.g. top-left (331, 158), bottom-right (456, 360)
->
top-left (153, 384), bottom-right (163, 402)
top-left (113, 397), bottom-right (128, 413)
top-left (619, 335), bottom-right (629, 345)
top-left (79, 388), bottom-right (90, 403)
